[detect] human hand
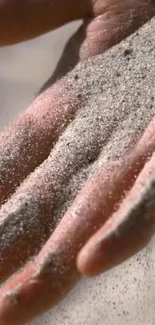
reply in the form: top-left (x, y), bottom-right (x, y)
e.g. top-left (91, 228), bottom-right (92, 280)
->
top-left (0, 1), bottom-right (155, 324)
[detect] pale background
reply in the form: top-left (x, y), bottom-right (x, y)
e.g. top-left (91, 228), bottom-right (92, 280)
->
top-left (0, 22), bottom-right (155, 325)
top-left (0, 21), bottom-right (80, 129)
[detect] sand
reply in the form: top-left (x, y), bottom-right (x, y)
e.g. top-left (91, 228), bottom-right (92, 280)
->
top-left (32, 16), bottom-right (155, 325)
top-left (0, 14), bottom-right (155, 325)
top-left (1, 15), bottom-right (155, 253)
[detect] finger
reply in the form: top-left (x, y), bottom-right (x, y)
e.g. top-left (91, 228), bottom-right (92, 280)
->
top-left (0, 0), bottom-right (90, 45)
top-left (0, 79), bottom-right (81, 204)
top-left (77, 152), bottom-right (155, 276)
top-left (0, 230), bottom-right (80, 325)
top-left (0, 158), bottom-right (136, 325)
top-left (41, 0), bottom-right (155, 89)
top-left (77, 118), bottom-right (155, 275)
top-left (1, 0), bottom-right (155, 202)
top-left (0, 86), bottom-right (116, 283)
top-left (1, 0), bottom-right (155, 46)
top-left (0, 116), bottom-right (155, 324)
top-left (1, 0), bottom-right (154, 46)
top-left (79, 0), bottom-right (155, 60)
top-left (0, 153), bottom-right (148, 325)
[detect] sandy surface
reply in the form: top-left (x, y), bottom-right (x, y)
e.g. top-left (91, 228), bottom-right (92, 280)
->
top-left (31, 17), bottom-right (155, 325)
top-left (1, 17), bottom-right (155, 325)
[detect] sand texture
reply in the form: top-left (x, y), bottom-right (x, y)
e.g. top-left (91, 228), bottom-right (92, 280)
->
top-left (0, 14), bottom-right (155, 325)
top-left (1, 15), bottom-right (155, 262)
top-left (30, 16), bottom-right (155, 325)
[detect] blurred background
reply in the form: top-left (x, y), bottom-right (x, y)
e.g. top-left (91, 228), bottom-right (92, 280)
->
top-left (0, 21), bottom-right (80, 128)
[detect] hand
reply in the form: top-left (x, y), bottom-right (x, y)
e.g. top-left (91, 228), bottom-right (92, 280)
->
top-left (0, 1), bottom-right (155, 324)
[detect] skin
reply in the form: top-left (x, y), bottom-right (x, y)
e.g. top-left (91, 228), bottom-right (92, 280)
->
top-left (0, 0), bottom-right (155, 324)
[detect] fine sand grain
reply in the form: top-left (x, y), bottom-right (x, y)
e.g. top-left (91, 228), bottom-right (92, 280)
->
top-left (1, 15), bottom-right (155, 325)
top-left (32, 16), bottom-right (155, 325)
top-left (1, 16), bottom-right (155, 253)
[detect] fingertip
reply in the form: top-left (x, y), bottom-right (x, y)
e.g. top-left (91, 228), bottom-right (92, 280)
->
top-left (76, 249), bottom-right (93, 276)
top-left (77, 241), bottom-right (105, 277)
top-left (0, 263), bottom-right (40, 325)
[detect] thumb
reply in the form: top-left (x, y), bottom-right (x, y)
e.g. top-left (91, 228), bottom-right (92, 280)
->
top-left (0, 0), bottom-right (90, 45)
top-left (41, 0), bottom-right (155, 89)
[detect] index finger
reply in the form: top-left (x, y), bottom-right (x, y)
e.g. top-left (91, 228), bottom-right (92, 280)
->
top-left (77, 118), bottom-right (155, 275)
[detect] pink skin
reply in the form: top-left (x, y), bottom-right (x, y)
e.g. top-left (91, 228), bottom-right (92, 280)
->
top-left (0, 1), bottom-right (155, 324)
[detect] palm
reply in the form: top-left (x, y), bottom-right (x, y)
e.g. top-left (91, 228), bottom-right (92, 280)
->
top-left (0, 1), bottom-right (155, 325)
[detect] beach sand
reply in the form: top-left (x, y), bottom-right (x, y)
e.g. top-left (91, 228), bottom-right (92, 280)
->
top-left (31, 16), bottom-right (155, 325)
top-left (1, 15), bottom-right (155, 325)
